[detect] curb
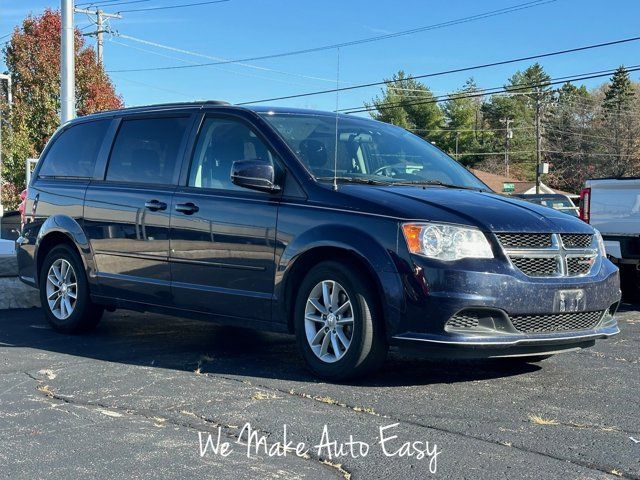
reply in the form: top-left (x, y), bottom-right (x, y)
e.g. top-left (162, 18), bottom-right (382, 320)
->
top-left (0, 276), bottom-right (40, 309)
top-left (0, 253), bottom-right (40, 309)
top-left (0, 254), bottom-right (18, 277)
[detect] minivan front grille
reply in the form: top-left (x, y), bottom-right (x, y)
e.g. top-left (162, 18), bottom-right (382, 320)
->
top-left (495, 233), bottom-right (552, 249)
top-left (496, 233), bottom-right (598, 278)
top-left (561, 234), bottom-right (593, 249)
top-left (511, 257), bottom-right (558, 277)
top-left (510, 310), bottom-right (605, 333)
top-left (567, 256), bottom-right (595, 276)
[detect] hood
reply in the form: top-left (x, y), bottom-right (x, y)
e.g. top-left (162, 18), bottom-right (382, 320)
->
top-left (338, 185), bottom-right (593, 233)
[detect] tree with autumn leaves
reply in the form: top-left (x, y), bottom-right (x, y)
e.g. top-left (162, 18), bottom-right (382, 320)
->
top-left (1, 9), bottom-right (122, 209)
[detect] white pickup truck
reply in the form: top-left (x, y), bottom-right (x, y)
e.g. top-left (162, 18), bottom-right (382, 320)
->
top-left (581, 178), bottom-right (640, 298)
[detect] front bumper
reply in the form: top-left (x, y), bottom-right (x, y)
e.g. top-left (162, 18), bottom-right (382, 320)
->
top-left (391, 314), bottom-right (619, 358)
top-left (391, 255), bottom-right (621, 357)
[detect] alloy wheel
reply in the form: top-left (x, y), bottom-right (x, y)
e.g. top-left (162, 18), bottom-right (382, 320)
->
top-left (304, 280), bottom-right (354, 363)
top-left (45, 258), bottom-right (77, 320)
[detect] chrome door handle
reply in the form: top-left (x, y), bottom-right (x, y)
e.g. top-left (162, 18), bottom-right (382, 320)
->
top-left (144, 200), bottom-right (167, 211)
top-left (175, 202), bottom-right (199, 215)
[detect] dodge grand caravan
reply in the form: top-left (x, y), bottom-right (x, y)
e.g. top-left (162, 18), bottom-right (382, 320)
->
top-left (17, 102), bottom-right (621, 380)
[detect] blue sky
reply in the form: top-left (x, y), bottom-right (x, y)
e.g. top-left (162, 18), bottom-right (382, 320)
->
top-left (2, 0), bottom-right (639, 116)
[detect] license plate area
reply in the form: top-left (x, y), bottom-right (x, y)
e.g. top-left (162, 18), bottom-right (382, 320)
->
top-left (554, 289), bottom-right (586, 313)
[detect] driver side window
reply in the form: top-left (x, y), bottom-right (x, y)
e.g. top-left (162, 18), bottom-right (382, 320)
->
top-left (188, 117), bottom-right (275, 191)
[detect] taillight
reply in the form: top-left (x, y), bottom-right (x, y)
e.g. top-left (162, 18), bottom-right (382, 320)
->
top-left (19, 188), bottom-right (27, 229)
top-left (579, 187), bottom-right (591, 223)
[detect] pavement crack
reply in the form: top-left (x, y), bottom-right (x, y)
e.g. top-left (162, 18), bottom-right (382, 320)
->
top-left (28, 383), bottom-right (344, 478)
top-left (198, 372), bottom-right (637, 479)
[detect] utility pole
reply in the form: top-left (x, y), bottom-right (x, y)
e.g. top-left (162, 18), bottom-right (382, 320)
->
top-left (535, 97), bottom-right (542, 194)
top-left (74, 7), bottom-right (122, 65)
top-left (61, 0), bottom-right (75, 124)
top-left (500, 118), bottom-right (513, 177)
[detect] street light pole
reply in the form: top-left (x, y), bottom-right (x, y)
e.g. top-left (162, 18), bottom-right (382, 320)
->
top-left (60, 0), bottom-right (75, 125)
top-left (97, 9), bottom-right (103, 64)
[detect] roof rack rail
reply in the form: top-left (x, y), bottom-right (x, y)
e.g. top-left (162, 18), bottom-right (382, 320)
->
top-left (94, 100), bottom-right (231, 116)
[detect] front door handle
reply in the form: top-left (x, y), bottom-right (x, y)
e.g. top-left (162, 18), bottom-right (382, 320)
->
top-left (175, 202), bottom-right (199, 215)
top-left (145, 200), bottom-right (167, 211)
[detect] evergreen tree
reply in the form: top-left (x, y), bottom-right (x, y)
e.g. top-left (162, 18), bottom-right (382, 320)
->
top-left (366, 71), bottom-right (443, 139)
top-left (545, 83), bottom-right (597, 191)
top-left (440, 78), bottom-right (485, 166)
top-left (481, 63), bottom-right (552, 179)
top-left (599, 66), bottom-right (639, 177)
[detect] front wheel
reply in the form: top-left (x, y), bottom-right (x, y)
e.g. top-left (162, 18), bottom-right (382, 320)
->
top-left (294, 261), bottom-right (387, 381)
top-left (39, 244), bottom-right (104, 333)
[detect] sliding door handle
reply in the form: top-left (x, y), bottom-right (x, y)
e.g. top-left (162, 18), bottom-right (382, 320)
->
top-left (175, 202), bottom-right (199, 215)
top-left (144, 200), bottom-right (167, 211)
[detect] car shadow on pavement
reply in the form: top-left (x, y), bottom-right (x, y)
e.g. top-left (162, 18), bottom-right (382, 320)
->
top-left (1, 308), bottom-right (547, 387)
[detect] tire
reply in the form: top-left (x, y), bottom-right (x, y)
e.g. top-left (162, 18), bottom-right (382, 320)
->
top-left (294, 261), bottom-right (387, 381)
top-left (39, 244), bottom-right (103, 333)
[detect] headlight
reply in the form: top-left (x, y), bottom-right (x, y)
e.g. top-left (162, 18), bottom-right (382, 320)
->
top-left (401, 223), bottom-right (494, 261)
top-left (594, 229), bottom-right (606, 257)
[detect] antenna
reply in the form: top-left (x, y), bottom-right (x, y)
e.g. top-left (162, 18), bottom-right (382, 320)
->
top-left (332, 47), bottom-right (340, 191)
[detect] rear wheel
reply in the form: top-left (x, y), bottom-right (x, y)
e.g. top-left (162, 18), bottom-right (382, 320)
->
top-left (294, 261), bottom-right (387, 380)
top-left (39, 244), bottom-right (103, 333)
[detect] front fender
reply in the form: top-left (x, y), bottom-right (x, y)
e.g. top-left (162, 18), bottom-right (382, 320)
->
top-left (276, 224), bottom-right (405, 336)
top-left (33, 215), bottom-right (96, 286)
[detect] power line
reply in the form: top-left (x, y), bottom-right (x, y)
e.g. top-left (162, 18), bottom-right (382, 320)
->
top-left (117, 0), bottom-right (230, 13)
top-left (110, 31), bottom-right (339, 84)
top-left (75, 7), bottom-right (122, 65)
top-left (236, 35), bottom-right (640, 105)
top-left (108, 0), bottom-right (556, 73)
top-left (110, 73), bottom-right (195, 99)
top-left (339, 65), bottom-right (640, 114)
top-left (409, 126), bottom-right (535, 133)
top-left (77, 0), bottom-right (149, 7)
top-left (543, 150), bottom-right (638, 157)
top-left (451, 151), bottom-right (534, 156)
top-left (544, 127), bottom-right (623, 141)
top-left (553, 96), bottom-right (640, 118)
top-left (108, 37), bottom-right (323, 88)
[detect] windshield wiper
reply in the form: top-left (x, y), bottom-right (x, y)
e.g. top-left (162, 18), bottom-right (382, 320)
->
top-left (315, 176), bottom-right (392, 185)
top-left (388, 179), bottom-right (486, 191)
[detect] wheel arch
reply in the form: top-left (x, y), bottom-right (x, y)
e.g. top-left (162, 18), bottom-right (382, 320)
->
top-left (34, 215), bottom-right (95, 286)
top-left (276, 226), bottom-right (404, 337)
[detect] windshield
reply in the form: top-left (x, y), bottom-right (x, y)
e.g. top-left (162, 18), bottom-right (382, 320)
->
top-left (260, 112), bottom-right (489, 191)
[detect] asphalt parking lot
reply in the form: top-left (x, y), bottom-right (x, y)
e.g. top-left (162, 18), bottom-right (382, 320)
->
top-left (1, 303), bottom-right (638, 479)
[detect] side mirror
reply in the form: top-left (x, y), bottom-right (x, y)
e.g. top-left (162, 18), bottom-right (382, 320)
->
top-left (231, 160), bottom-right (281, 193)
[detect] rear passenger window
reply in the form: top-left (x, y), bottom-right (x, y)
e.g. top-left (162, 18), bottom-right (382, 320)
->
top-left (39, 120), bottom-right (109, 178)
top-left (106, 117), bottom-right (189, 185)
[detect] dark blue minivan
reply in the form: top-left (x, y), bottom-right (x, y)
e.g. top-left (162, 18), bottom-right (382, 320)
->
top-left (17, 102), bottom-right (621, 379)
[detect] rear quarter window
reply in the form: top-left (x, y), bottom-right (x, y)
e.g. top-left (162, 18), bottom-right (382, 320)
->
top-left (39, 120), bottom-right (110, 178)
top-left (105, 116), bottom-right (189, 185)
